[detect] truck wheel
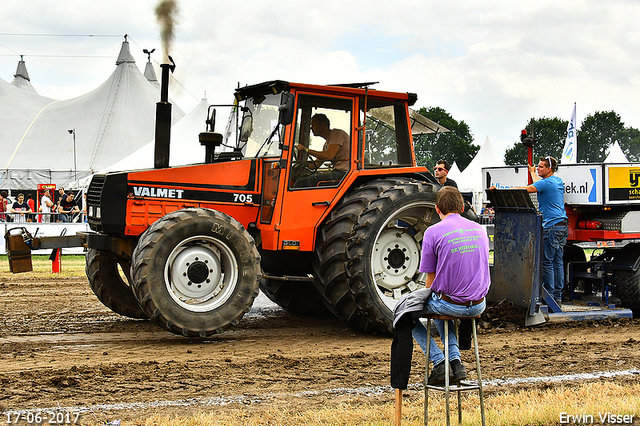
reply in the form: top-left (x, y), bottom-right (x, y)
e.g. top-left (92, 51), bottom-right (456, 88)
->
top-left (131, 208), bottom-right (261, 337)
top-left (259, 278), bottom-right (331, 316)
top-left (314, 178), bottom-right (438, 333)
top-left (613, 245), bottom-right (640, 316)
top-left (86, 249), bottom-right (147, 319)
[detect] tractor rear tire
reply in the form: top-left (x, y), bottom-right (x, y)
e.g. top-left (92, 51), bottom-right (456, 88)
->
top-left (259, 278), bottom-right (331, 316)
top-left (314, 177), bottom-right (438, 334)
top-left (86, 249), bottom-right (147, 319)
top-left (131, 208), bottom-right (261, 337)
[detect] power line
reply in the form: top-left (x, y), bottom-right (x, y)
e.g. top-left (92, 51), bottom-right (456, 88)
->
top-left (0, 33), bottom-right (123, 37)
top-left (0, 33), bottom-right (202, 104)
top-left (0, 33), bottom-right (125, 57)
top-left (0, 54), bottom-right (114, 58)
top-left (0, 43), bottom-right (20, 55)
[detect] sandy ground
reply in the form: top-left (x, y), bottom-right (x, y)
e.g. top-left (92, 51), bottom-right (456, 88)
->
top-left (1, 276), bottom-right (639, 425)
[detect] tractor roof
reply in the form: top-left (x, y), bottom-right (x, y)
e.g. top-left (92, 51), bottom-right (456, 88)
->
top-left (234, 80), bottom-right (417, 106)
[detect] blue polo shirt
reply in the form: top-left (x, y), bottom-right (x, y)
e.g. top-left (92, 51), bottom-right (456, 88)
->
top-left (533, 175), bottom-right (568, 228)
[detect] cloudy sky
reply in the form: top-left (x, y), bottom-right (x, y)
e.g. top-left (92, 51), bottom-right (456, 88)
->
top-left (2, 0), bottom-right (639, 159)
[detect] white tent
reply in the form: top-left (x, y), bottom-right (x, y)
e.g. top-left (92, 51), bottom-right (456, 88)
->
top-left (101, 99), bottom-right (212, 173)
top-left (0, 37), bottom-right (185, 190)
top-left (0, 76), bottom-right (60, 189)
top-left (447, 161), bottom-right (462, 183)
top-left (604, 141), bottom-right (629, 163)
top-left (457, 136), bottom-right (505, 211)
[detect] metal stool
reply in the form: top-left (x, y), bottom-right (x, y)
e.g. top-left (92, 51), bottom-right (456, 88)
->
top-left (424, 314), bottom-right (485, 426)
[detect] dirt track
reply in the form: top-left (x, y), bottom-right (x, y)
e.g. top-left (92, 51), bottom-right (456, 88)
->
top-left (1, 276), bottom-right (639, 425)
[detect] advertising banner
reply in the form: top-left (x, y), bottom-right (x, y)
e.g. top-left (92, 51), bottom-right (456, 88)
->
top-left (482, 164), bottom-right (603, 206)
top-left (605, 164), bottom-right (640, 204)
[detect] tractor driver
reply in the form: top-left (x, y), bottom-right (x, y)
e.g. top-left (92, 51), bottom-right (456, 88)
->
top-left (294, 113), bottom-right (349, 187)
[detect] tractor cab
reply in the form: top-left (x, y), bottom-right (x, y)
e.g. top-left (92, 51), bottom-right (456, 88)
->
top-left (206, 80), bottom-right (444, 253)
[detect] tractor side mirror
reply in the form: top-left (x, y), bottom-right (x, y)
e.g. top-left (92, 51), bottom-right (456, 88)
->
top-left (239, 115), bottom-right (253, 143)
top-left (278, 92), bottom-right (295, 126)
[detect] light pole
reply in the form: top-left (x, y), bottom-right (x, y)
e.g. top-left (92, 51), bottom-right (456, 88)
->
top-left (67, 129), bottom-right (77, 181)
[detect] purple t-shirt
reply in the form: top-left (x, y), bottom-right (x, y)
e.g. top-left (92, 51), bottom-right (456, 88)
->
top-left (419, 213), bottom-right (491, 303)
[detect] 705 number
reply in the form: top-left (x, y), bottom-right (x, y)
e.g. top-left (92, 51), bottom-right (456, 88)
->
top-left (233, 193), bottom-right (253, 204)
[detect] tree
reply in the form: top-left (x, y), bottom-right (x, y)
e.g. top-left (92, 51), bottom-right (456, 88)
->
top-left (619, 127), bottom-right (640, 162)
top-left (505, 110), bottom-right (640, 165)
top-left (413, 107), bottom-right (479, 170)
top-left (578, 111), bottom-right (640, 163)
top-left (504, 117), bottom-right (568, 166)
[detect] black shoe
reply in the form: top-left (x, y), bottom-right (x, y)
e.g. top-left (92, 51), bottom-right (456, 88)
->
top-left (427, 361), bottom-right (446, 385)
top-left (450, 359), bottom-right (467, 383)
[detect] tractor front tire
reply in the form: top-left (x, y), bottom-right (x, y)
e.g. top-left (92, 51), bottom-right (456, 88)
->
top-left (86, 249), bottom-right (147, 319)
top-left (131, 208), bottom-right (261, 337)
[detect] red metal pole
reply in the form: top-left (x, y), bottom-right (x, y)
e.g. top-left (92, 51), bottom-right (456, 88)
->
top-left (51, 249), bottom-right (61, 273)
top-left (527, 146), bottom-right (533, 185)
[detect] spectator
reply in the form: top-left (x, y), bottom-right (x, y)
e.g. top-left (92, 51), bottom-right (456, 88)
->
top-left (11, 193), bottom-right (32, 223)
top-left (55, 187), bottom-right (68, 222)
top-left (433, 160), bottom-right (457, 188)
top-left (26, 193), bottom-right (35, 222)
top-left (40, 189), bottom-right (54, 223)
top-left (0, 191), bottom-right (8, 221)
top-left (411, 186), bottom-right (490, 384)
top-left (58, 192), bottom-right (80, 223)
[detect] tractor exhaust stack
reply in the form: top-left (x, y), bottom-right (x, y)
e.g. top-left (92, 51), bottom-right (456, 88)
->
top-left (154, 57), bottom-right (175, 169)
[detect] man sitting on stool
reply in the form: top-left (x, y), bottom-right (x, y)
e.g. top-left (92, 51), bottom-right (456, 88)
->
top-left (412, 186), bottom-right (491, 384)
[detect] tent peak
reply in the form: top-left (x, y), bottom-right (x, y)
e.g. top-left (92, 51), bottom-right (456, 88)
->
top-left (116, 36), bottom-right (136, 65)
top-left (604, 141), bottom-right (629, 163)
top-left (144, 62), bottom-right (158, 84)
top-left (14, 56), bottom-right (30, 81)
top-left (11, 56), bottom-right (37, 94)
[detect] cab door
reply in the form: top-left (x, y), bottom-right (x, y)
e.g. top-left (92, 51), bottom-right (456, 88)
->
top-left (273, 93), bottom-right (355, 252)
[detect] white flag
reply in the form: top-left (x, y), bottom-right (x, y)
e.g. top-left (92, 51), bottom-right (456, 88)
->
top-left (561, 103), bottom-right (577, 164)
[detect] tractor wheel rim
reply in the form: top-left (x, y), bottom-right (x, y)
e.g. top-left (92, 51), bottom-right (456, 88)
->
top-left (370, 201), bottom-right (432, 310)
top-left (165, 235), bottom-right (239, 312)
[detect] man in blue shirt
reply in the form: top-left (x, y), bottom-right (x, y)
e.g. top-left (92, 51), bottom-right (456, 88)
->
top-left (519, 156), bottom-right (568, 302)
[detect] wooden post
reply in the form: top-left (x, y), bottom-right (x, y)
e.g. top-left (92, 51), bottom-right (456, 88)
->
top-left (394, 388), bottom-right (402, 425)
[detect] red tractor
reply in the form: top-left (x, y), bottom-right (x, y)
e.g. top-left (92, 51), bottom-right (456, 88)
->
top-left (8, 64), bottom-right (459, 337)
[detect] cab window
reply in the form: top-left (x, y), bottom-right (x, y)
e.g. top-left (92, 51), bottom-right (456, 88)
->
top-left (360, 98), bottom-right (412, 167)
top-left (289, 95), bottom-right (353, 189)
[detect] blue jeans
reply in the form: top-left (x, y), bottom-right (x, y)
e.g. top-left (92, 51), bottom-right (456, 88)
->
top-left (412, 292), bottom-right (486, 365)
top-left (543, 223), bottom-right (568, 300)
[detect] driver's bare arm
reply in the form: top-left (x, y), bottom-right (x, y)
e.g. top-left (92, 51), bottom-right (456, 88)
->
top-left (295, 143), bottom-right (339, 162)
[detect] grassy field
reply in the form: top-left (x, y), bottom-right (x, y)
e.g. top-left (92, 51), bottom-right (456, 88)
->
top-left (2, 253), bottom-right (639, 426)
top-left (0, 254), bottom-right (87, 278)
top-left (124, 381), bottom-right (640, 426)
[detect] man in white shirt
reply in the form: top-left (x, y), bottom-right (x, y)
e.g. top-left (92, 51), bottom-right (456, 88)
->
top-left (40, 189), bottom-right (54, 223)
